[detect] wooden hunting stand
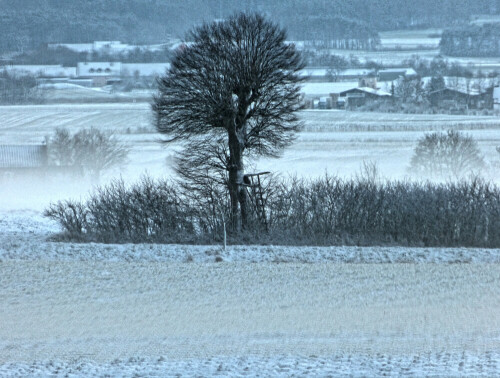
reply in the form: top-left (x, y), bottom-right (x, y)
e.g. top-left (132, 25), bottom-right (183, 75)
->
top-left (243, 171), bottom-right (270, 231)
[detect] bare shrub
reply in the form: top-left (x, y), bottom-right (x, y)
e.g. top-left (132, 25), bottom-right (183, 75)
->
top-left (409, 130), bottom-right (485, 180)
top-left (44, 200), bottom-right (87, 238)
top-left (264, 176), bottom-right (500, 247)
top-left (46, 175), bottom-right (500, 247)
top-left (45, 176), bottom-right (195, 243)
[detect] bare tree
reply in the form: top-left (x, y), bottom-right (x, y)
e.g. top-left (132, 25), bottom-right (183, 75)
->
top-left (48, 127), bottom-right (129, 183)
top-left (153, 13), bottom-right (305, 231)
top-left (409, 130), bottom-right (485, 180)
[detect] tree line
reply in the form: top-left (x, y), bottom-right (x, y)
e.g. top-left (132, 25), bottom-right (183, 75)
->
top-left (0, 70), bottom-right (42, 104)
top-left (440, 23), bottom-right (500, 57)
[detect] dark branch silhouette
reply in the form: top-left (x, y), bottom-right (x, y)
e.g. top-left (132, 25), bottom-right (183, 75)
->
top-left (153, 13), bottom-right (305, 230)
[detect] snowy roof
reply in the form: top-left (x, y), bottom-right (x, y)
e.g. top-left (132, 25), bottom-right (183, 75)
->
top-left (77, 62), bottom-right (122, 77)
top-left (379, 68), bottom-right (417, 76)
top-left (301, 81), bottom-right (358, 96)
top-left (441, 77), bottom-right (493, 95)
top-left (378, 68), bottom-right (418, 81)
top-left (48, 43), bottom-right (94, 53)
top-left (299, 68), bottom-right (375, 79)
top-left (358, 87), bottom-right (392, 96)
top-left (340, 87), bottom-right (392, 97)
top-left (340, 68), bottom-right (376, 77)
top-left (0, 145), bottom-right (48, 168)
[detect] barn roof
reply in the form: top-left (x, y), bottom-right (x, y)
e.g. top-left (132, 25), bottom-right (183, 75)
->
top-left (0, 145), bottom-right (48, 168)
top-left (340, 87), bottom-right (392, 97)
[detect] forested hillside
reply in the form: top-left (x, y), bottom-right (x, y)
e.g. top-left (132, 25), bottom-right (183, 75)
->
top-left (0, 0), bottom-right (499, 53)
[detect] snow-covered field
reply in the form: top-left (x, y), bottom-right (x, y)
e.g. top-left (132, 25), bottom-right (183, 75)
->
top-left (1, 103), bottom-right (500, 375)
top-left (1, 214), bottom-right (499, 375)
top-left (379, 29), bottom-right (441, 49)
top-left (1, 211), bottom-right (499, 376)
top-left (1, 104), bottom-right (499, 181)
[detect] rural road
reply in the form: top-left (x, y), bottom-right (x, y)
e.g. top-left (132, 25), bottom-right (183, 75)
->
top-left (1, 261), bottom-right (499, 364)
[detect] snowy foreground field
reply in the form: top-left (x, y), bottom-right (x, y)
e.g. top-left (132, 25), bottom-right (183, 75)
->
top-left (1, 104), bottom-right (500, 375)
top-left (1, 211), bottom-right (500, 376)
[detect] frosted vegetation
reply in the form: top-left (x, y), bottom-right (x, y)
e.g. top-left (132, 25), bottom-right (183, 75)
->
top-left (44, 174), bottom-right (500, 248)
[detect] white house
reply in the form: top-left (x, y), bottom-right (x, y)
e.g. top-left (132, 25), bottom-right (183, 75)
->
top-left (76, 62), bottom-right (122, 86)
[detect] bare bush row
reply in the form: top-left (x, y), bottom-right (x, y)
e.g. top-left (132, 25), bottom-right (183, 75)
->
top-left (45, 175), bottom-right (500, 248)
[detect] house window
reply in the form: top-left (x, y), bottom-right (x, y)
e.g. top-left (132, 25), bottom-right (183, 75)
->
top-left (96, 68), bottom-right (102, 73)
top-left (89, 68), bottom-right (95, 73)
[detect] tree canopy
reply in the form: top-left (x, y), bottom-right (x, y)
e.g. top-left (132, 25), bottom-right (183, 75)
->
top-left (153, 13), bottom-right (304, 230)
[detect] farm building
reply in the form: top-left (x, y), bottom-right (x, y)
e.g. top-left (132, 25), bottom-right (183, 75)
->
top-left (378, 68), bottom-right (417, 82)
top-left (0, 145), bottom-right (48, 179)
top-left (301, 81), bottom-right (359, 108)
top-left (339, 87), bottom-right (392, 107)
top-left (494, 86), bottom-right (500, 109)
top-left (299, 68), bottom-right (376, 82)
top-left (428, 86), bottom-right (494, 110)
top-left (76, 62), bottom-right (122, 86)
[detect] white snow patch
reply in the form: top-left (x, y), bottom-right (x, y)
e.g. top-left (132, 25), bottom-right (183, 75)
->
top-left (0, 210), bottom-right (498, 263)
top-left (1, 352), bottom-right (498, 377)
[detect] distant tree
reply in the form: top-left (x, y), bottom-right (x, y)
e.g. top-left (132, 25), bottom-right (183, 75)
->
top-left (394, 77), bottom-right (425, 104)
top-left (426, 76), bottom-right (446, 93)
top-left (0, 70), bottom-right (42, 104)
top-left (326, 55), bottom-right (349, 81)
top-left (48, 127), bottom-right (129, 183)
top-left (440, 24), bottom-right (500, 57)
top-left (425, 75), bottom-right (446, 105)
top-left (409, 130), bottom-right (485, 180)
top-left (153, 13), bottom-right (304, 231)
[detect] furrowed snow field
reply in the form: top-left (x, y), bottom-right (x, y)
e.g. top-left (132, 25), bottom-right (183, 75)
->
top-left (1, 212), bottom-right (499, 376)
top-left (1, 104), bottom-right (500, 375)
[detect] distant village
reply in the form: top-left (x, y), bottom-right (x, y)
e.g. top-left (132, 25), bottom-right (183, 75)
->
top-left (1, 40), bottom-right (500, 112)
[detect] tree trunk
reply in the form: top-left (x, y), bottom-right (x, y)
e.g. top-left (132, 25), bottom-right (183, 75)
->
top-left (228, 166), bottom-right (240, 232)
top-left (228, 129), bottom-right (248, 232)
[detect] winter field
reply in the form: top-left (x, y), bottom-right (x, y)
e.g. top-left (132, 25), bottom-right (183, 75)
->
top-left (1, 103), bottom-right (500, 375)
top-left (1, 103), bottom-right (500, 187)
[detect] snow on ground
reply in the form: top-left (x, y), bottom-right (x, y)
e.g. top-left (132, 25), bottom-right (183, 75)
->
top-left (1, 210), bottom-right (500, 263)
top-left (1, 255), bottom-right (499, 374)
top-left (1, 104), bottom-right (500, 375)
top-left (1, 104), bottom-right (500, 181)
top-left (1, 211), bottom-right (499, 375)
top-left (2, 352), bottom-right (499, 377)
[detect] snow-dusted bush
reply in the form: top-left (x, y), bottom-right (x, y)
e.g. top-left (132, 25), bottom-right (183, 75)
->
top-left (266, 176), bottom-right (499, 247)
top-left (45, 176), bottom-right (195, 243)
top-left (45, 175), bottom-right (500, 247)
